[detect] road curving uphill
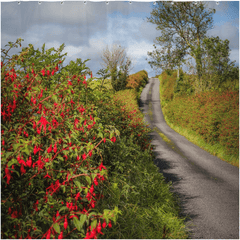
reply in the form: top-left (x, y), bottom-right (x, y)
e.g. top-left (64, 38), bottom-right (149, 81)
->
top-left (139, 77), bottom-right (239, 239)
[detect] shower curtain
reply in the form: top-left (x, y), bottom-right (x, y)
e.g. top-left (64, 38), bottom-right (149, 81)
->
top-left (1, 1), bottom-right (239, 239)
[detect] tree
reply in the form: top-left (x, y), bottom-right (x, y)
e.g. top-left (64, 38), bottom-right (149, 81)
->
top-left (201, 36), bottom-right (239, 89)
top-left (100, 44), bottom-right (132, 91)
top-left (146, 1), bottom-right (216, 81)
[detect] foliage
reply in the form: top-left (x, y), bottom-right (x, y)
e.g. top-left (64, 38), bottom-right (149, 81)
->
top-left (96, 89), bottom-right (188, 239)
top-left (126, 70), bottom-right (148, 91)
top-left (201, 36), bottom-right (239, 91)
top-left (147, 1), bottom-right (216, 80)
top-left (160, 73), bottom-right (239, 166)
top-left (100, 44), bottom-right (132, 92)
top-left (1, 39), bottom-right (121, 239)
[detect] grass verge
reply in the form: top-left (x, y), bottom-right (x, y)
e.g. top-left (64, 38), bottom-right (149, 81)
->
top-left (159, 75), bottom-right (239, 167)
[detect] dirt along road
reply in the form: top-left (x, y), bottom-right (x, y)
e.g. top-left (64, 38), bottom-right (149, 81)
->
top-left (139, 77), bottom-right (239, 239)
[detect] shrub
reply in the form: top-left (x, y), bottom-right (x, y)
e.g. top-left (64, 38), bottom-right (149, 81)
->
top-left (126, 70), bottom-right (148, 91)
top-left (1, 39), bottom-right (120, 239)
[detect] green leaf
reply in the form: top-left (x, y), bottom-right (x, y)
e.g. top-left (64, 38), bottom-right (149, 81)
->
top-left (74, 180), bottom-right (82, 190)
top-left (90, 219), bottom-right (97, 229)
top-left (5, 152), bottom-right (14, 160)
top-left (59, 206), bottom-right (68, 213)
top-left (53, 223), bottom-right (61, 234)
top-left (7, 158), bottom-right (18, 167)
top-left (73, 217), bottom-right (81, 231)
top-left (13, 144), bottom-right (21, 151)
top-left (77, 214), bottom-right (87, 230)
top-left (85, 176), bottom-right (91, 185)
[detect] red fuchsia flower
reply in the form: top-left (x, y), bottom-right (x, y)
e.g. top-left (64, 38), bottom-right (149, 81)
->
top-left (86, 192), bottom-right (91, 201)
top-left (68, 80), bottom-right (72, 86)
top-left (90, 185), bottom-right (94, 194)
top-left (37, 116), bottom-right (50, 134)
top-left (39, 89), bottom-right (43, 99)
top-left (25, 73), bottom-right (29, 79)
top-left (75, 192), bottom-right (81, 201)
top-left (20, 164), bottom-right (26, 175)
top-left (4, 166), bottom-right (11, 184)
top-left (26, 156), bottom-right (32, 167)
top-left (91, 72), bottom-right (93, 78)
top-left (53, 142), bottom-right (57, 153)
top-left (64, 217), bottom-right (68, 230)
top-left (2, 139), bottom-right (5, 145)
top-left (82, 80), bottom-right (87, 87)
top-left (91, 200), bottom-right (95, 208)
top-left (47, 144), bottom-right (52, 153)
top-left (44, 173), bottom-right (51, 179)
top-left (89, 227), bottom-right (97, 239)
top-left (33, 145), bottom-right (38, 155)
top-left (70, 99), bottom-right (75, 106)
top-left (52, 118), bottom-right (59, 128)
top-left (33, 121), bottom-right (36, 129)
top-left (55, 65), bottom-right (59, 71)
top-left (47, 70), bottom-right (50, 76)
top-left (103, 138), bottom-right (106, 143)
top-left (102, 219), bottom-right (107, 229)
top-left (98, 162), bottom-right (106, 171)
top-left (11, 210), bottom-right (18, 219)
top-left (82, 153), bottom-right (87, 160)
top-left (93, 177), bottom-right (98, 186)
top-left (46, 229), bottom-right (51, 239)
top-left (41, 69), bottom-right (45, 76)
top-left (51, 70), bottom-right (54, 76)
top-left (97, 221), bottom-right (103, 234)
top-left (89, 150), bottom-right (92, 157)
top-left (108, 220), bottom-right (112, 228)
top-left (37, 128), bottom-right (41, 134)
top-left (76, 156), bottom-right (80, 161)
top-left (111, 136), bottom-right (116, 143)
top-left (58, 231), bottom-right (63, 239)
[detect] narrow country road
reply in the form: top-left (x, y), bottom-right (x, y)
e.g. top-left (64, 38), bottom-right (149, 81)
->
top-left (139, 77), bottom-right (239, 239)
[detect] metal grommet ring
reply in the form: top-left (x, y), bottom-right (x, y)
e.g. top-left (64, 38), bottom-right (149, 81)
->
top-left (153, 2), bottom-right (156, 5)
top-left (60, 1), bottom-right (64, 5)
top-left (84, 1), bottom-right (87, 4)
top-left (129, 1), bottom-right (132, 4)
top-left (106, 1), bottom-right (109, 5)
top-left (38, 1), bottom-right (42, 5)
top-left (18, 1), bottom-right (21, 4)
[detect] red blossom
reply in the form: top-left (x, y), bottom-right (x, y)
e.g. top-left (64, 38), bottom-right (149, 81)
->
top-left (47, 144), bottom-right (52, 153)
top-left (64, 217), bottom-right (68, 230)
top-left (37, 116), bottom-right (50, 134)
top-left (58, 231), bottom-right (63, 239)
top-left (41, 69), bottom-right (45, 76)
top-left (82, 153), bottom-right (87, 160)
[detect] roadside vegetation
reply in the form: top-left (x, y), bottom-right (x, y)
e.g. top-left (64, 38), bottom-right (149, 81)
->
top-left (146, 1), bottom-right (239, 168)
top-left (1, 39), bottom-right (188, 239)
top-left (158, 70), bottom-right (239, 167)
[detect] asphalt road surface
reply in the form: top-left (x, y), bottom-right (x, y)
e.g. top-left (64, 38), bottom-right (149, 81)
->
top-left (139, 77), bottom-right (239, 239)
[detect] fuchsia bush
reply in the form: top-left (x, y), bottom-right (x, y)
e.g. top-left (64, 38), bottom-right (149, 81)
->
top-left (1, 39), bottom-right (120, 239)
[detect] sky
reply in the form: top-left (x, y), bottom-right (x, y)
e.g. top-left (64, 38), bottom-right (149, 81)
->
top-left (1, 0), bottom-right (239, 78)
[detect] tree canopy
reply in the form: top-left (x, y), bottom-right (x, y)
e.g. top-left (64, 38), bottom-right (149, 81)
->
top-left (146, 1), bottom-right (216, 79)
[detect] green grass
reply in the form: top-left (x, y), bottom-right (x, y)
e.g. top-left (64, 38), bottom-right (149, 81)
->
top-left (94, 82), bottom-right (189, 239)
